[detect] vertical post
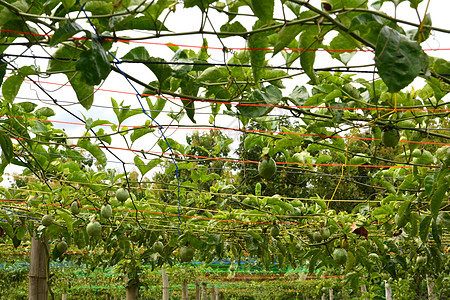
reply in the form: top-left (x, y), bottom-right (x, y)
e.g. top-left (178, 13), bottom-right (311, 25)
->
top-left (426, 275), bottom-right (436, 300)
top-left (62, 295), bottom-right (66, 300)
top-left (29, 233), bottom-right (49, 300)
top-left (195, 279), bottom-right (201, 300)
top-left (162, 268), bottom-right (169, 300)
top-left (329, 288), bottom-right (333, 300)
top-left (385, 280), bottom-right (392, 300)
top-left (181, 280), bottom-right (189, 300)
top-left (321, 293), bottom-right (326, 300)
top-left (201, 282), bottom-right (207, 300)
top-left (215, 287), bottom-right (219, 300)
top-left (361, 284), bottom-right (368, 300)
top-left (210, 286), bottom-right (214, 300)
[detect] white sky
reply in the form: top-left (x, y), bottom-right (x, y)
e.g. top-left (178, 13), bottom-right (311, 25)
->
top-left (2, 0), bottom-right (449, 183)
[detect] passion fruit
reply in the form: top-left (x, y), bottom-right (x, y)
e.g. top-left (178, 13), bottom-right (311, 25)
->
top-left (116, 188), bottom-right (129, 202)
top-left (153, 241), bottom-right (164, 253)
top-left (313, 231), bottom-right (323, 242)
top-left (86, 221), bottom-right (102, 237)
top-left (41, 215), bottom-right (53, 227)
top-left (381, 127), bottom-right (400, 147)
top-left (333, 248), bottom-right (348, 265)
top-left (416, 255), bottom-right (426, 265)
top-left (321, 228), bottom-right (331, 240)
top-left (179, 246), bottom-right (195, 262)
top-left (70, 201), bottom-right (81, 215)
top-left (258, 156), bottom-right (276, 179)
top-left (270, 226), bottom-right (280, 238)
top-left (56, 241), bottom-right (68, 253)
top-left (101, 204), bottom-right (112, 219)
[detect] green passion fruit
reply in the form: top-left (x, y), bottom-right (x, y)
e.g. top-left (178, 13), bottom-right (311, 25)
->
top-left (179, 246), bottom-right (195, 262)
top-left (333, 248), bottom-right (348, 265)
top-left (41, 215), bottom-right (53, 227)
top-left (56, 241), bottom-right (68, 253)
top-left (321, 228), bottom-right (331, 240)
top-left (86, 221), bottom-right (102, 237)
top-left (70, 201), bottom-right (81, 215)
top-left (258, 156), bottom-right (276, 179)
top-left (153, 241), bottom-right (164, 253)
top-left (381, 127), bottom-right (400, 147)
top-left (270, 226), bottom-right (280, 238)
top-left (116, 188), bottom-right (129, 202)
top-left (313, 231), bottom-right (323, 242)
top-left (101, 204), bottom-right (112, 219)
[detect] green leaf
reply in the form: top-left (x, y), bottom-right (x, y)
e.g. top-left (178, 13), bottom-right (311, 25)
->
top-left (299, 26), bottom-right (320, 84)
top-left (289, 85), bottom-right (309, 106)
top-left (419, 215), bottom-right (431, 243)
top-left (2, 74), bottom-right (24, 102)
top-left (430, 183), bottom-right (448, 219)
top-left (273, 25), bottom-right (302, 56)
top-left (197, 66), bottom-right (229, 84)
top-left (112, 16), bottom-right (168, 32)
top-left (407, 13), bottom-right (431, 42)
top-left (77, 138), bottom-right (107, 167)
top-left (0, 131), bottom-right (13, 163)
top-left (134, 156), bottom-right (162, 177)
top-left (0, 60), bottom-right (6, 87)
top-left (111, 98), bottom-right (142, 125)
top-left (237, 89), bottom-right (273, 117)
top-left (35, 107), bottom-right (55, 118)
top-left (431, 218), bottom-right (441, 247)
top-left (248, 21), bottom-right (268, 85)
top-left (146, 97), bottom-right (166, 119)
top-left (76, 35), bottom-right (111, 86)
top-left (375, 26), bottom-right (428, 92)
top-left (251, 0), bottom-right (274, 24)
top-left (130, 127), bottom-right (155, 143)
top-left (220, 21), bottom-right (247, 36)
top-left (50, 21), bottom-right (84, 47)
top-left (85, 118), bottom-right (112, 131)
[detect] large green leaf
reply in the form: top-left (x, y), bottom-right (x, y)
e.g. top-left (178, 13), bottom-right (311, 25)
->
top-left (0, 60), bottom-right (6, 87)
top-left (251, 0), bottom-right (274, 24)
top-left (0, 131), bottom-right (13, 163)
top-left (76, 36), bottom-right (111, 86)
top-left (375, 26), bottom-right (428, 92)
top-left (273, 25), bottom-right (303, 56)
top-left (248, 21), bottom-right (268, 85)
top-left (430, 183), bottom-right (448, 219)
top-left (50, 21), bottom-right (84, 47)
top-left (47, 44), bottom-right (95, 109)
top-left (77, 138), bottom-right (107, 167)
top-left (1, 74), bottom-right (23, 103)
top-left (134, 156), bottom-right (163, 177)
top-left (299, 26), bottom-right (320, 84)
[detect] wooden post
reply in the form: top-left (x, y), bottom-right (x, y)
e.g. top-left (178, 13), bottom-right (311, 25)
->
top-left (321, 293), bottom-right (326, 300)
top-left (210, 286), bottom-right (215, 300)
top-left (125, 285), bottom-right (138, 300)
top-left (385, 280), bottom-right (392, 300)
top-left (426, 275), bottom-right (436, 300)
top-left (181, 280), bottom-right (189, 300)
top-left (328, 288), bottom-right (333, 300)
top-left (201, 282), bottom-right (208, 300)
top-left (361, 284), bottom-right (368, 300)
top-left (195, 280), bottom-right (201, 300)
top-left (62, 295), bottom-right (66, 300)
top-left (162, 268), bottom-right (169, 300)
top-left (215, 287), bottom-right (219, 300)
top-left (29, 233), bottom-right (49, 300)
